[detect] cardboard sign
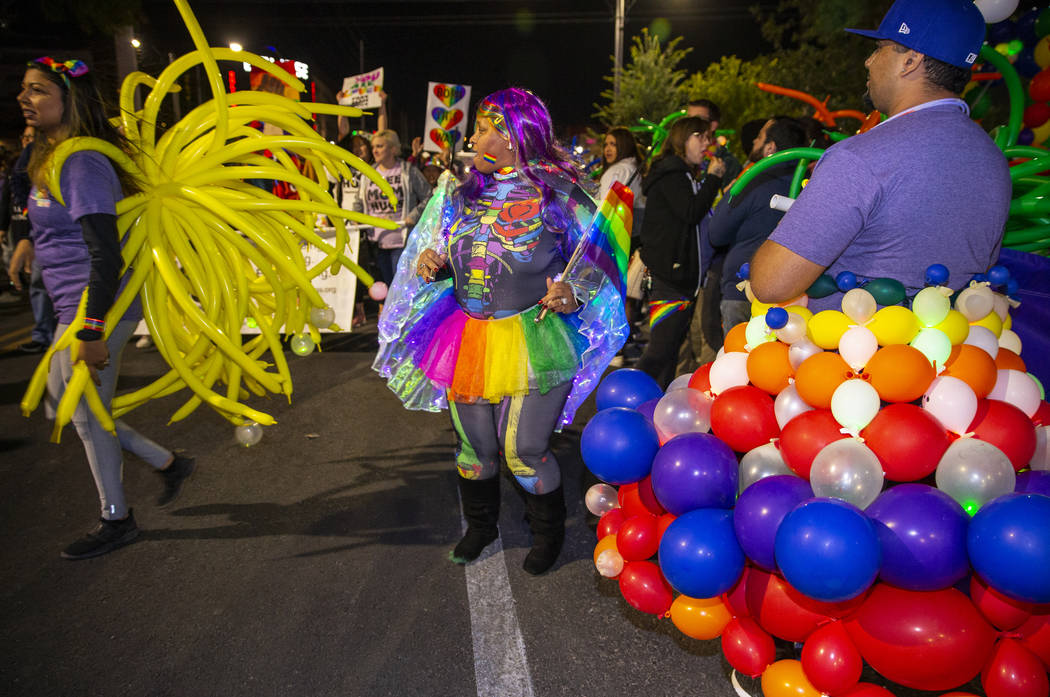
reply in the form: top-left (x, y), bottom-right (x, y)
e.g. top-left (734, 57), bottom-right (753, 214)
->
top-left (424, 81), bottom-right (471, 154)
top-left (338, 68), bottom-right (384, 109)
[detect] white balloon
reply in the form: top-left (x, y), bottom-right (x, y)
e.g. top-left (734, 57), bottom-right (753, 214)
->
top-left (775, 313), bottom-right (808, 344)
top-left (667, 373), bottom-right (693, 392)
top-left (837, 326), bottom-right (878, 371)
top-left (923, 375), bottom-right (978, 435)
top-left (738, 442), bottom-right (796, 493)
top-left (956, 284), bottom-right (995, 321)
top-left (841, 288), bottom-right (877, 324)
top-left (993, 293), bottom-right (1010, 322)
top-left (234, 422), bottom-right (263, 447)
top-left (585, 483), bottom-right (619, 516)
top-left (788, 338), bottom-right (821, 370)
top-left (774, 382), bottom-right (813, 429)
top-left (831, 379), bottom-right (881, 435)
top-left (745, 315), bottom-right (775, 349)
top-left (964, 325), bottom-right (999, 359)
top-left (809, 439), bottom-right (885, 510)
top-left (988, 369), bottom-right (1042, 417)
top-left (935, 438), bottom-right (1015, 513)
top-left (1031, 426), bottom-right (1050, 472)
top-left (653, 388), bottom-right (713, 439)
top-left (974, 0), bottom-right (1020, 24)
top-left (709, 351), bottom-right (750, 395)
top-left (595, 549), bottom-right (625, 578)
top-left (998, 328), bottom-right (1022, 355)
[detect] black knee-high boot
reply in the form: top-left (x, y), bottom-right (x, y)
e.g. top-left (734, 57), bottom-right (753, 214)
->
top-left (450, 476), bottom-right (501, 564)
top-left (522, 486), bottom-right (566, 575)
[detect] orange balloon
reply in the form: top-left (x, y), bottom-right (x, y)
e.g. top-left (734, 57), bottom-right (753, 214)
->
top-left (746, 341), bottom-right (794, 394)
top-left (760, 659), bottom-right (822, 697)
top-left (794, 351), bottom-right (852, 409)
top-left (593, 534), bottom-right (620, 568)
top-left (995, 348), bottom-right (1027, 373)
top-left (670, 595), bottom-right (733, 640)
top-left (865, 344), bottom-right (935, 403)
top-left (942, 344), bottom-right (998, 398)
top-left (724, 322), bottom-right (748, 353)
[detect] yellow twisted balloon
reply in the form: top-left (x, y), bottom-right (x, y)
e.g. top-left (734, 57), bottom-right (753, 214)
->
top-left (22, 0), bottom-right (399, 439)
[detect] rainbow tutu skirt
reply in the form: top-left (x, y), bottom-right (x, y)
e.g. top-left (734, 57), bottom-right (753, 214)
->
top-left (392, 287), bottom-right (587, 404)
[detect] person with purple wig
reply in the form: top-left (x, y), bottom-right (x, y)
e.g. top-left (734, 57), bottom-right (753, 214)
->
top-left (373, 88), bottom-right (628, 575)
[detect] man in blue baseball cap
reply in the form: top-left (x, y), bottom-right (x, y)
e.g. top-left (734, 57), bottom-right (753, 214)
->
top-left (749, 0), bottom-right (1012, 312)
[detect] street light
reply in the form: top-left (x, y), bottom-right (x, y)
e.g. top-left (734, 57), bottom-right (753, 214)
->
top-left (229, 42), bottom-right (243, 52)
top-left (130, 38), bottom-right (141, 48)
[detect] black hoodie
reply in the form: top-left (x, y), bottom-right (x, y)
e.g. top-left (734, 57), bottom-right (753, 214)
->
top-left (639, 153), bottom-right (722, 297)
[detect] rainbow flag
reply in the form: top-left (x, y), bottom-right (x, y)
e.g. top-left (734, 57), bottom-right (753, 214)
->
top-left (564, 181), bottom-right (634, 300)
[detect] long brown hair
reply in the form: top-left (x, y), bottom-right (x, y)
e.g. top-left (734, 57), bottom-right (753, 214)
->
top-left (26, 59), bottom-right (140, 195)
top-left (599, 126), bottom-right (644, 178)
top-left (654, 116), bottom-right (710, 163)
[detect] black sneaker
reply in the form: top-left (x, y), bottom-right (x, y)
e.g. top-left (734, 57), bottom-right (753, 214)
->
top-left (61, 511), bottom-right (139, 560)
top-left (18, 341), bottom-right (47, 354)
top-left (157, 454), bottom-right (195, 507)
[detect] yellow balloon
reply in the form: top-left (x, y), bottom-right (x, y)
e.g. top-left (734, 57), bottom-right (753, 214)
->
top-left (750, 299), bottom-right (775, 318)
top-left (1035, 36), bottom-right (1050, 70)
top-left (1032, 119), bottom-right (1050, 148)
top-left (935, 309), bottom-right (971, 345)
top-left (1004, 313), bottom-right (1012, 331)
top-left (807, 310), bottom-right (851, 350)
top-left (867, 306), bottom-right (920, 346)
top-left (669, 595), bottom-right (733, 640)
top-left (971, 310), bottom-right (1003, 338)
top-left (785, 305), bottom-right (814, 322)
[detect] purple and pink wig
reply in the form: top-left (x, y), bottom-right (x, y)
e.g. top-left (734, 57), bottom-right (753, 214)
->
top-left (456, 88), bottom-right (580, 232)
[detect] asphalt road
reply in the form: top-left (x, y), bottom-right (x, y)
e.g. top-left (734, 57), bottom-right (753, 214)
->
top-left (0, 295), bottom-right (756, 697)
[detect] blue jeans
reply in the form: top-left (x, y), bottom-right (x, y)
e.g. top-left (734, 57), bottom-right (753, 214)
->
top-left (47, 320), bottom-right (172, 520)
top-left (29, 260), bottom-right (56, 345)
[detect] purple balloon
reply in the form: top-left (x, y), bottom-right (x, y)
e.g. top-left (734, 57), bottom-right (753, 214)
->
top-left (636, 397), bottom-right (660, 424)
top-left (1016, 470), bottom-right (1050, 497)
top-left (866, 484), bottom-right (969, 591)
top-left (733, 475), bottom-right (813, 571)
top-left (650, 433), bottom-right (737, 515)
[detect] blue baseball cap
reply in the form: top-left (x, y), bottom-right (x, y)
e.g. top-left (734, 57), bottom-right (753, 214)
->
top-left (845, 0), bottom-right (986, 70)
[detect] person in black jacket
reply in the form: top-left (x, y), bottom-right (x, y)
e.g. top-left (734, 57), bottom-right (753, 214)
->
top-left (636, 116), bottom-right (724, 388)
top-left (709, 116), bottom-right (807, 335)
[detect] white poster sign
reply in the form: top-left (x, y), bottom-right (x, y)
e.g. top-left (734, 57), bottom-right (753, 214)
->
top-left (423, 81), bottom-right (471, 154)
top-left (338, 67), bottom-right (384, 109)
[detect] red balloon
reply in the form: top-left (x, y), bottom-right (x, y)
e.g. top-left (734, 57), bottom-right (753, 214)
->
top-left (861, 403), bottom-right (951, 481)
top-left (982, 638), bottom-right (1050, 697)
top-left (722, 566), bottom-right (752, 618)
top-left (710, 385), bottom-right (780, 453)
top-left (746, 569), bottom-right (868, 643)
top-left (617, 482), bottom-right (650, 518)
top-left (618, 561), bottom-right (673, 615)
top-left (616, 513), bottom-right (660, 561)
top-left (844, 584), bottom-right (998, 691)
top-left (1033, 400), bottom-right (1050, 427)
top-left (689, 362), bottom-right (713, 393)
top-left (721, 616), bottom-right (776, 678)
top-left (655, 512), bottom-right (677, 541)
top-left (801, 621), bottom-right (864, 696)
top-left (1019, 613), bottom-right (1050, 671)
top-left (779, 409), bottom-right (848, 479)
top-left (1023, 102), bottom-right (1050, 129)
top-left (637, 474), bottom-right (666, 516)
top-left (971, 575), bottom-right (1037, 631)
top-left (1031, 68), bottom-right (1050, 103)
top-left (838, 683), bottom-right (895, 697)
top-left (597, 508), bottom-right (627, 539)
top-left (969, 398), bottom-right (1038, 471)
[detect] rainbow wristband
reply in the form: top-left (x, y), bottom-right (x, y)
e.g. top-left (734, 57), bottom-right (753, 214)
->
top-left (83, 317), bottom-right (105, 333)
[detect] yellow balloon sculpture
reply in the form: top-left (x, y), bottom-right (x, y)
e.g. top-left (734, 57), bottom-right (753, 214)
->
top-left (21, 0), bottom-right (399, 439)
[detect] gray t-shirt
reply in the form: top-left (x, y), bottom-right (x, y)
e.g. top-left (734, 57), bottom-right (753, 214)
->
top-left (769, 101), bottom-right (1011, 311)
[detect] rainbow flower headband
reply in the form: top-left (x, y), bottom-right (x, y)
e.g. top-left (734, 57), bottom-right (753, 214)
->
top-left (31, 56), bottom-right (89, 87)
top-left (477, 99), bottom-right (509, 138)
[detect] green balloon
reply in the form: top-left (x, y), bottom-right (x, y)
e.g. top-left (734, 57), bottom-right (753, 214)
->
top-left (806, 274), bottom-right (838, 299)
top-left (864, 277), bottom-right (907, 306)
top-left (965, 87), bottom-right (991, 120)
top-left (1036, 8), bottom-right (1050, 39)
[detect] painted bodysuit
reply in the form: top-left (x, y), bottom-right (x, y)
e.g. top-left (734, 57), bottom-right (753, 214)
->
top-left (374, 167), bottom-right (629, 493)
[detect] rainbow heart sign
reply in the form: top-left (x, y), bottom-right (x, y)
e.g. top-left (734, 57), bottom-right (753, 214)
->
top-left (433, 83), bottom-right (467, 108)
top-left (424, 81), bottom-right (471, 154)
top-left (431, 107), bottom-right (463, 131)
top-left (429, 128), bottom-right (461, 150)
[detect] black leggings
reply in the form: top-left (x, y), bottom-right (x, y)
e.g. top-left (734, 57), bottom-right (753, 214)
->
top-left (636, 276), bottom-right (695, 389)
top-left (448, 381), bottom-right (573, 494)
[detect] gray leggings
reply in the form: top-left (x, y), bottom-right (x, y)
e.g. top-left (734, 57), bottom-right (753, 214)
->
top-left (47, 320), bottom-right (172, 520)
top-left (448, 381), bottom-right (573, 495)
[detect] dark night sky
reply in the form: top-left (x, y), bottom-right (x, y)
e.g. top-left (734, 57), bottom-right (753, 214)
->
top-left (2, 0), bottom-right (775, 142)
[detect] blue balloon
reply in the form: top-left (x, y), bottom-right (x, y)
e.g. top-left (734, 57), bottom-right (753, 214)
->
top-left (764, 307), bottom-right (788, 330)
top-left (594, 369), bottom-right (663, 411)
top-left (1016, 470), bottom-right (1050, 497)
top-left (968, 493), bottom-right (1050, 604)
top-left (835, 271), bottom-right (858, 291)
top-left (866, 484), bottom-right (969, 591)
top-left (733, 475), bottom-right (813, 571)
top-left (580, 407), bottom-right (659, 485)
top-left (775, 498), bottom-right (881, 602)
top-left (737, 262), bottom-right (750, 280)
top-left (924, 263), bottom-right (949, 286)
top-left (650, 433), bottom-right (738, 514)
top-left (987, 265), bottom-right (1011, 287)
top-left (658, 508), bottom-right (745, 598)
